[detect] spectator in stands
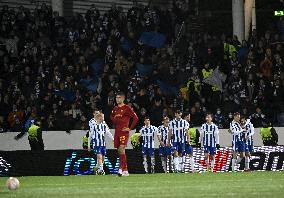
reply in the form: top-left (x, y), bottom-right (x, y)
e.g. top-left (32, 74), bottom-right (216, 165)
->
top-left (134, 88), bottom-right (150, 110)
top-left (190, 106), bottom-right (203, 126)
top-left (7, 105), bottom-right (24, 130)
top-left (214, 108), bottom-right (226, 129)
top-left (74, 114), bottom-right (88, 130)
top-left (55, 110), bottom-right (74, 133)
top-left (136, 107), bottom-right (148, 131)
top-left (0, 116), bottom-right (5, 132)
top-left (149, 97), bottom-right (163, 126)
top-left (250, 107), bottom-right (266, 128)
top-left (0, 3), bottom-right (283, 132)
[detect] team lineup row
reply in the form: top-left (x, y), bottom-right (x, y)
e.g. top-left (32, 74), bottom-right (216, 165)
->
top-left (87, 107), bottom-right (254, 175)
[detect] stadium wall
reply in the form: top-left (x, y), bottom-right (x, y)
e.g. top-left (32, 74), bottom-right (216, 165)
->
top-left (0, 147), bottom-right (284, 176)
top-left (1, 128), bottom-right (284, 151)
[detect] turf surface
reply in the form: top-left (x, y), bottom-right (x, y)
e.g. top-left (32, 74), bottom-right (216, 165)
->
top-left (1, 172), bottom-right (284, 198)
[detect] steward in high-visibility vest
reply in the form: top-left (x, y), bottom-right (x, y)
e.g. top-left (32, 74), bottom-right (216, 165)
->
top-left (188, 128), bottom-right (200, 147)
top-left (212, 85), bottom-right (220, 92)
top-left (180, 86), bottom-right (189, 101)
top-left (260, 125), bottom-right (278, 146)
top-left (28, 121), bottom-right (44, 150)
top-left (187, 79), bottom-right (201, 96)
top-left (82, 131), bottom-right (89, 149)
top-left (224, 42), bottom-right (237, 60)
top-left (202, 68), bottom-right (213, 79)
top-left (130, 133), bottom-right (142, 151)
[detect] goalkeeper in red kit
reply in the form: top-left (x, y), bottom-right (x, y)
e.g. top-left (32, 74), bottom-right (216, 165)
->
top-left (110, 92), bottom-right (138, 176)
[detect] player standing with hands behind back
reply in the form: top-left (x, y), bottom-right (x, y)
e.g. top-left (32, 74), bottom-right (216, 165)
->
top-left (111, 92), bottom-right (139, 176)
top-left (139, 117), bottom-right (158, 173)
top-left (199, 113), bottom-right (220, 172)
top-left (88, 110), bottom-right (113, 175)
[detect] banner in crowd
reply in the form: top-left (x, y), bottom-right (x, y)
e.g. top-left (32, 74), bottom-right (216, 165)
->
top-left (139, 32), bottom-right (166, 48)
top-left (0, 146), bottom-right (283, 176)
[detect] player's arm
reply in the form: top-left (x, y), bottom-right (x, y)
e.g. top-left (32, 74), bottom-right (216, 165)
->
top-left (230, 123), bottom-right (244, 135)
top-left (110, 109), bottom-right (116, 123)
top-left (138, 128), bottom-right (143, 143)
top-left (227, 129), bottom-right (232, 134)
top-left (105, 124), bottom-right (114, 141)
top-left (154, 126), bottom-right (162, 146)
top-left (88, 122), bottom-right (93, 150)
top-left (247, 123), bottom-right (255, 137)
top-left (157, 127), bottom-right (164, 146)
top-left (168, 128), bottom-right (173, 146)
top-left (127, 106), bottom-right (139, 130)
top-left (215, 126), bottom-right (220, 144)
top-left (185, 121), bottom-right (190, 144)
top-left (186, 128), bottom-right (190, 144)
top-left (244, 119), bottom-right (255, 137)
top-left (199, 125), bottom-right (204, 147)
top-left (196, 129), bottom-right (201, 147)
top-left (88, 133), bottom-right (91, 150)
top-left (215, 125), bottom-right (220, 149)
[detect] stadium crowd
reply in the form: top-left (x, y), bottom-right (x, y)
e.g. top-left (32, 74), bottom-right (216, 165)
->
top-left (0, 2), bottom-right (283, 133)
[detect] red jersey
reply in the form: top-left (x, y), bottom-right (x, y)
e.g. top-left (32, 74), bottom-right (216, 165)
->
top-left (110, 104), bottom-right (138, 132)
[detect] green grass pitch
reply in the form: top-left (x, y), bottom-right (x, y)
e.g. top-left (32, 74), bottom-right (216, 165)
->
top-left (1, 172), bottom-right (284, 198)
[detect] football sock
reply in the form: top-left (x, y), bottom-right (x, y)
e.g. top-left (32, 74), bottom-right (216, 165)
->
top-left (161, 159), bottom-right (166, 172)
top-left (211, 159), bottom-right (215, 171)
top-left (232, 159), bottom-right (236, 171)
top-left (237, 156), bottom-right (242, 164)
top-left (190, 157), bottom-right (195, 171)
top-left (174, 157), bottom-right (179, 171)
top-left (206, 158), bottom-right (209, 168)
top-left (143, 157), bottom-right (148, 173)
top-left (150, 157), bottom-right (155, 171)
top-left (245, 157), bottom-right (250, 170)
top-left (99, 164), bottom-right (103, 171)
top-left (178, 157), bottom-right (183, 171)
top-left (120, 154), bottom-right (127, 171)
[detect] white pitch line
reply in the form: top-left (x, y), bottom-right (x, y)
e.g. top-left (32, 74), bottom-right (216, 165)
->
top-left (25, 178), bottom-right (284, 187)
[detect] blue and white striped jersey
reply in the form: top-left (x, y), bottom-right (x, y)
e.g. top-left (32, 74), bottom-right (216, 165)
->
top-left (157, 125), bottom-right (169, 144)
top-left (139, 125), bottom-right (158, 148)
top-left (169, 118), bottom-right (189, 143)
top-left (185, 120), bottom-right (190, 142)
top-left (89, 118), bottom-right (97, 127)
top-left (200, 122), bottom-right (219, 147)
top-left (244, 119), bottom-right (254, 144)
top-left (89, 119), bottom-right (113, 147)
top-left (89, 118), bottom-right (107, 126)
top-left (230, 120), bottom-right (245, 143)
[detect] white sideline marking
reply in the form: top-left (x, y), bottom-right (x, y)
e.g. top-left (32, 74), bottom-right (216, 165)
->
top-left (27, 178), bottom-right (284, 187)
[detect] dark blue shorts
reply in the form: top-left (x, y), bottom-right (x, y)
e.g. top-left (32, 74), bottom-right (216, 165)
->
top-left (184, 144), bottom-right (193, 155)
top-left (159, 146), bottom-right (172, 156)
top-left (93, 146), bottom-right (106, 156)
top-left (204, 146), bottom-right (216, 155)
top-left (232, 140), bottom-right (245, 153)
top-left (142, 147), bottom-right (154, 157)
top-left (245, 142), bottom-right (254, 153)
top-left (172, 142), bottom-right (185, 154)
